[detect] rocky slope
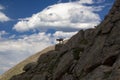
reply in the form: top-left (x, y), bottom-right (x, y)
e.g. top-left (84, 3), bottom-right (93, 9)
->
top-left (0, 46), bottom-right (55, 80)
top-left (10, 0), bottom-right (120, 80)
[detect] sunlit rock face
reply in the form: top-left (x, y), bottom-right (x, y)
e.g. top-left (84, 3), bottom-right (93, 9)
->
top-left (10, 0), bottom-right (120, 80)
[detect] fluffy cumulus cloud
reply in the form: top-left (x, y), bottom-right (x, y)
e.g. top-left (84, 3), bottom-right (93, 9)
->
top-left (0, 5), bottom-right (10, 22)
top-left (13, 1), bottom-right (102, 32)
top-left (53, 31), bottom-right (77, 39)
top-left (0, 12), bottom-right (10, 22)
top-left (0, 31), bottom-right (77, 74)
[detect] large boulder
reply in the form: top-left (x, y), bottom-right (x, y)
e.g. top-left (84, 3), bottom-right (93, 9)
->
top-left (53, 51), bottom-right (74, 80)
top-left (23, 62), bottom-right (37, 72)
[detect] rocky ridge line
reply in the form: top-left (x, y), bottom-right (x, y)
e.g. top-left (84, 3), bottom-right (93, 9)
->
top-left (10, 0), bottom-right (120, 80)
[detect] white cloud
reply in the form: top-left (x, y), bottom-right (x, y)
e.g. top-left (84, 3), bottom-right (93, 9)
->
top-left (78, 0), bottom-right (93, 4)
top-left (0, 30), bottom-right (8, 36)
top-left (0, 31), bottom-right (8, 39)
top-left (13, 1), bottom-right (102, 32)
top-left (0, 5), bottom-right (10, 22)
top-left (53, 31), bottom-right (77, 39)
top-left (0, 31), bottom-right (77, 74)
top-left (0, 33), bottom-right (51, 53)
top-left (0, 12), bottom-right (10, 22)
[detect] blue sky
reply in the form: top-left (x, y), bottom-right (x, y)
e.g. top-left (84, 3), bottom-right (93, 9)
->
top-left (0, 0), bottom-right (114, 75)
